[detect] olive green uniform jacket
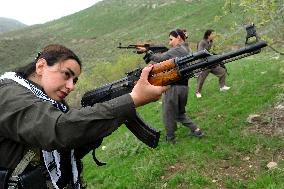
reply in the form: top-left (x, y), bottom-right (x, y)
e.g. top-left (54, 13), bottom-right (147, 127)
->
top-left (0, 79), bottom-right (136, 169)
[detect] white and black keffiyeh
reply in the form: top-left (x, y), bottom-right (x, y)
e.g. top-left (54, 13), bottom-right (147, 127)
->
top-left (0, 72), bottom-right (80, 189)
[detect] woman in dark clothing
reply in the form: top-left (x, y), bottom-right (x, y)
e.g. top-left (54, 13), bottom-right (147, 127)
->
top-left (195, 29), bottom-right (230, 98)
top-left (0, 44), bottom-right (168, 188)
top-left (138, 29), bottom-right (203, 144)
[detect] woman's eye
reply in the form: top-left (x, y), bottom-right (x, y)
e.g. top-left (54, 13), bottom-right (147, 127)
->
top-left (63, 71), bottom-right (71, 80)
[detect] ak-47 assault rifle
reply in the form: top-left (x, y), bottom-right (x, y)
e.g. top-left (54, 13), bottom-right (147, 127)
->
top-left (117, 42), bottom-right (169, 63)
top-left (81, 24), bottom-right (267, 148)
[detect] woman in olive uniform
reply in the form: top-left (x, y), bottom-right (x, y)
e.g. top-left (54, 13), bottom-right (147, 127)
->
top-left (0, 44), bottom-right (168, 188)
top-left (138, 29), bottom-right (203, 144)
top-left (195, 29), bottom-right (230, 98)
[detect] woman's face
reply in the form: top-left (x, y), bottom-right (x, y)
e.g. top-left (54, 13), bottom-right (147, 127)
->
top-left (168, 35), bottom-right (182, 47)
top-left (36, 59), bottom-right (81, 101)
top-left (208, 32), bottom-right (214, 41)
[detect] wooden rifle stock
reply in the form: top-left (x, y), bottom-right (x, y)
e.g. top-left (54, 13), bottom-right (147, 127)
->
top-left (148, 59), bottom-right (181, 86)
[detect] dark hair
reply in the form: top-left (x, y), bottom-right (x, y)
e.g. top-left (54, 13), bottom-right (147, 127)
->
top-left (15, 44), bottom-right (82, 78)
top-left (169, 28), bottom-right (188, 41)
top-left (203, 29), bottom-right (214, 39)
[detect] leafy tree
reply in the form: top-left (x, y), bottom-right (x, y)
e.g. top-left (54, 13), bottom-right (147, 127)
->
top-left (215, 0), bottom-right (283, 49)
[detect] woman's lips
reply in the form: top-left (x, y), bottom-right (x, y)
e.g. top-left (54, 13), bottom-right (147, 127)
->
top-left (58, 91), bottom-right (68, 99)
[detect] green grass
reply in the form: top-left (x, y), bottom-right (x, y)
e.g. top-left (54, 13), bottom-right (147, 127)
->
top-left (0, 0), bottom-right (267, 74)
top-left (82, 54), bottom-right (283, 188)
top-left (1, 0), bottom-right (283, 188)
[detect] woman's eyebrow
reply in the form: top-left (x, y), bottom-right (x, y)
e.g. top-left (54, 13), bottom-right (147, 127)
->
top-left (66, 68), bottom-right (79, 82)
top-left (66, 68), bottom-right (75, 76)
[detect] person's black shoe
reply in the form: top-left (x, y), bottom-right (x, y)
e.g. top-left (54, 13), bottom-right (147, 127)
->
top-left (165, 137), bottom-right (177, 144)
top-left (190, 128), bottom-right (204, 138)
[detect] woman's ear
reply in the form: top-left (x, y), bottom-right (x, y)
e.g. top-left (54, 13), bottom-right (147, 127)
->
top-left (35, 58), bottom-right (47, 76)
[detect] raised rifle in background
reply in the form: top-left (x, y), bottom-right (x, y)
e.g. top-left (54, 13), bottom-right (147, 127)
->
top-left (117, 43), bottom-right (169, 63)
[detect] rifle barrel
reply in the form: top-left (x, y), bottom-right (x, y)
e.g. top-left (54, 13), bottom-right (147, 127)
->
top-left (179, 40), bottom-right (267, 75)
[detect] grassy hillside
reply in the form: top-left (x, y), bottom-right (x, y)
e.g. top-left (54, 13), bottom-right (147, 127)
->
top-left (0, 17), bottom-right (26, 34)
top-left (0, 0), bottom-right (283, 188)
top-left (0, 0), bottom-right (248, 74)
top-left (2, 0), bottom-right (272, 106)
top-left (82, 53), bottom-right (284, 188)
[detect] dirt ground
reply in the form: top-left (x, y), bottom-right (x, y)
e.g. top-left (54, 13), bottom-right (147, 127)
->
top-left (247, 102), bottom-right (284, 139)
top-left (163, 97), bottom-right (284, 188)
top-left (215, 98), bottom-right (284, 188)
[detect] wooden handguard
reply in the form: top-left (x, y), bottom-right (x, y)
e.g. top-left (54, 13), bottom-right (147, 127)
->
top-left (148, 59), bottom-right (182, 86)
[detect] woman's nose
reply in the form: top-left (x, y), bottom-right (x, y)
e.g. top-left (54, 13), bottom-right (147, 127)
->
top-left (66, 79), bottom-right (75, 91)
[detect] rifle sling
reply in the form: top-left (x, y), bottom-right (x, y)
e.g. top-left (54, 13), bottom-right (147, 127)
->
top-left (11, 150), bottom-right (36, 180)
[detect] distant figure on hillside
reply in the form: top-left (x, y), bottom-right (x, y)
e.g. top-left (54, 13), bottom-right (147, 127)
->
top-left (138, 28), bottom-right (204, 144)
top-left (0, 44), bottom-right (168, 188)
top-left (195, 29), bottom-right (230, 98)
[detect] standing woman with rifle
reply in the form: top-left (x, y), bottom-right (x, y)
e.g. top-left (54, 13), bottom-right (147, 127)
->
top-left (138, 29), bottom-right (204, 144)
top-left (0, 44), bottom-right (168, 189)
